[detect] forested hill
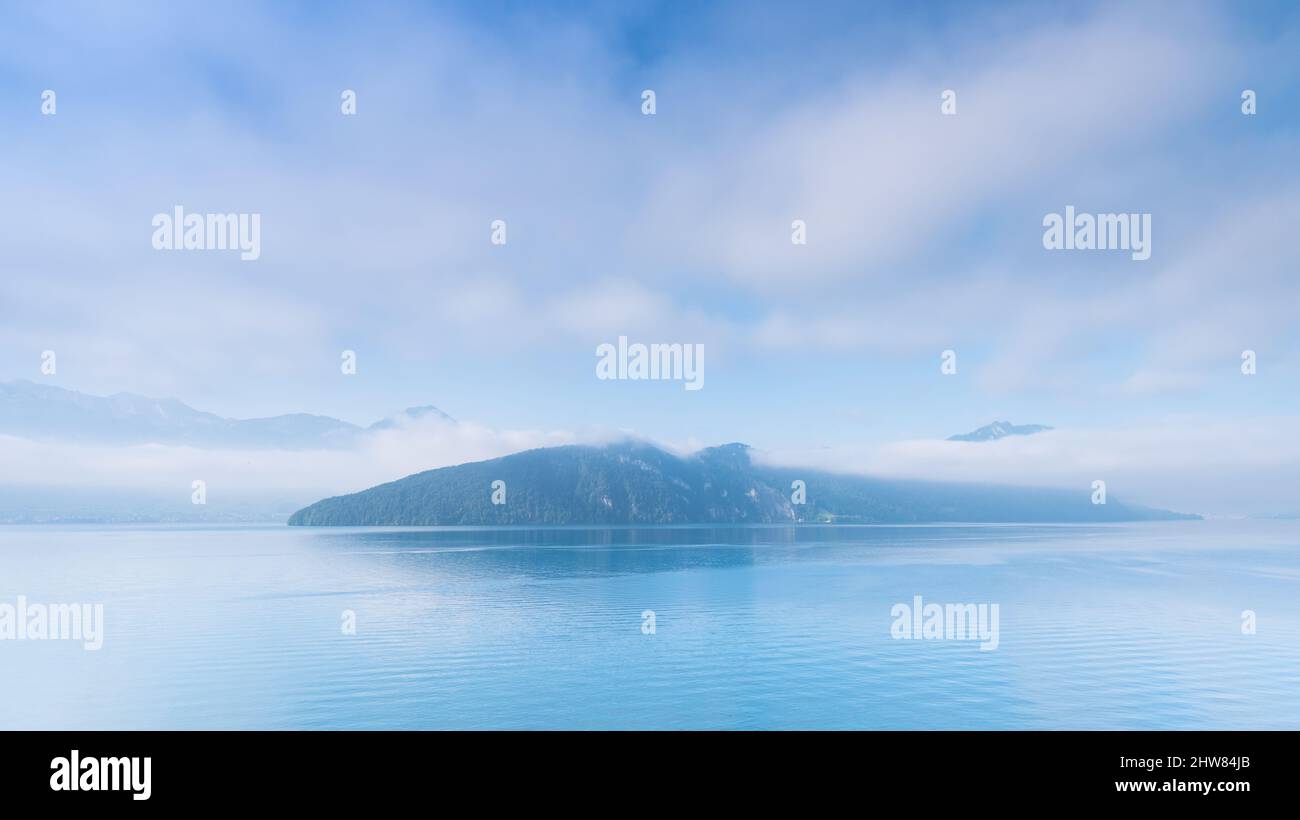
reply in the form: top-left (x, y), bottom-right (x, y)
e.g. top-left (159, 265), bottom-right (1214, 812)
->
top-left (287, 441), bottom-right (1197, 526)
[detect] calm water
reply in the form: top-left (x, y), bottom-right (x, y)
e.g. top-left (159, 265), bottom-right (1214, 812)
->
top-left (0, 521), bottom-right (1297, 729)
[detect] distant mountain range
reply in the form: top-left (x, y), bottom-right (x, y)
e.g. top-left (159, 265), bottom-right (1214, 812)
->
top-left (948, 421), bottom-right (1053, 442)
top-left (0, 380), bottom-right (452, 449)
top-left (289, 441), bottom-right (1196, 526)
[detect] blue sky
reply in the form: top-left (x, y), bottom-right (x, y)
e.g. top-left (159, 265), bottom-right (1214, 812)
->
top-left (2, 0), bottom-right (1300, 512)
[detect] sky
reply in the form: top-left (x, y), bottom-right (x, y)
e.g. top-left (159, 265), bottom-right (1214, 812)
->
top-left (1, 0), bottom-right (1299, 514)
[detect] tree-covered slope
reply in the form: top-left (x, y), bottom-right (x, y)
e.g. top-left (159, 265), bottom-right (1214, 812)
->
top-left (288, 441), bottom-right (1197, 526)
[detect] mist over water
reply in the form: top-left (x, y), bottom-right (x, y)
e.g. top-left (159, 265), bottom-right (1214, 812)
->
top-left (1, 521), bottom-right (1296, 729)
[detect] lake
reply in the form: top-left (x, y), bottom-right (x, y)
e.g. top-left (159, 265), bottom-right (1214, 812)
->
top-left (1, 520), bottom-right (1296, 729)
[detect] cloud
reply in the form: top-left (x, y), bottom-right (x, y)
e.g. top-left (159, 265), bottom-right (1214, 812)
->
top-left (756, 418), bottom-right (1300, 516)
top-left (0, 416), bottom-right (578, 502)
top-left (0, 0), bottom-right (1297, 462)
top-left (634, 4), bottom-right (1223, 288)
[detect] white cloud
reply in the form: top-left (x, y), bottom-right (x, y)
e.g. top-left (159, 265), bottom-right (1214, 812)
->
top-left (1, 0), bottom-right (1298, 469)
top-left (635, 6), bottom-right (1221, 288)
top-left (0, 417), bottom-right (577, 502)
top-left (756, 419), bottom-right (1300, 516)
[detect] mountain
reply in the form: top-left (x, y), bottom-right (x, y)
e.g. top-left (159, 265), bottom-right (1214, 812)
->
top-left (288, 441), bottom-right (1196, 526)
top-left (367, 405), bottom-right (456, 430)
top-left (948, 421), bottom-right (1053, 442)
top-left (0, 380), bottom-right (452, 449)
